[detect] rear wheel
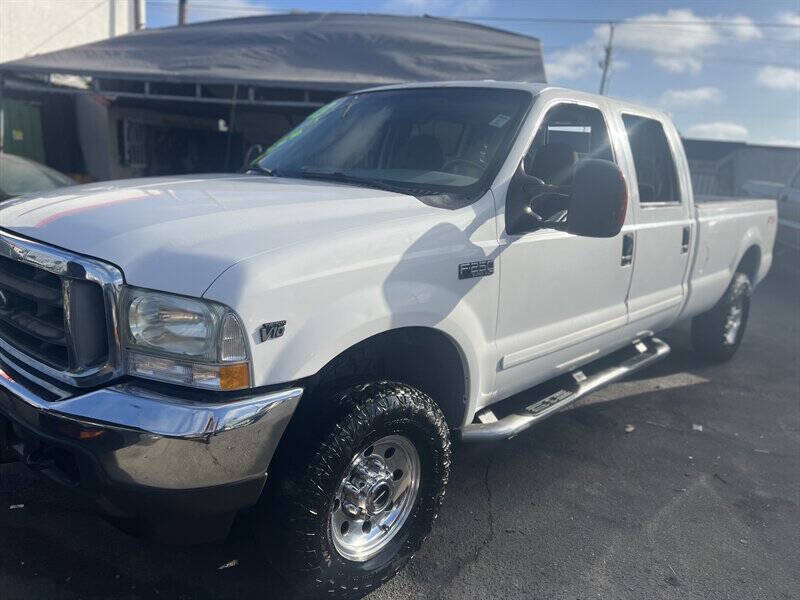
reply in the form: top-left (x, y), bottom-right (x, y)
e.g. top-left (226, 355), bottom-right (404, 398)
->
top-left (691, 272), bottom-right (752, 362)
top-left (259, 382), bottom-right (450, 599)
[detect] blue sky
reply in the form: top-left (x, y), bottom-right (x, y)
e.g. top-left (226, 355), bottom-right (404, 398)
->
top-left (146, 0), bottom-right (800, 146)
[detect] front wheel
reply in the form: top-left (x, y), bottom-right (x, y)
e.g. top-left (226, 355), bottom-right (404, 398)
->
top-left (260, 382), bottom-right (451, 599)
top-left (691, 272), bottom-right (752, 362)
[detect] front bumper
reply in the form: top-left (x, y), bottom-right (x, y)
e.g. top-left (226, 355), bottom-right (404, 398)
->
top-left (0, 363), bottom-right (302, 522)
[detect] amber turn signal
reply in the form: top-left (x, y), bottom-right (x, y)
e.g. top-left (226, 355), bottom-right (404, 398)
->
top-left (58, 421), bottom-right (106, 440)
top-left (219, 363), bottom-right (251, 390)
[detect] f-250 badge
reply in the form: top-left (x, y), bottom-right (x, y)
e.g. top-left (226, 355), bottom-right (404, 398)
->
top-left (458, 260), bottom-right (494, 280)
top-left (259, 320), bottom-right (286, 342)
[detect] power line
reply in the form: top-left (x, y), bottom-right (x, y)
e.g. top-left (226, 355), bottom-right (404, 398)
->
top-left (454, 16), bottom-right (800, 29)
top-left (145, 3), bottom-right (800, 29)
top-left (145, 3), bottom-right (800, 47)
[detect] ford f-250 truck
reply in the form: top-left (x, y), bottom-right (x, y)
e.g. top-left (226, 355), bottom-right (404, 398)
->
top-left (0, 82), bottom-right (776, 598)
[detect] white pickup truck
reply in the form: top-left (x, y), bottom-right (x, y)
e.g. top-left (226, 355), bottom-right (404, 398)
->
top-left (0, 82), bottom-right (776, 598)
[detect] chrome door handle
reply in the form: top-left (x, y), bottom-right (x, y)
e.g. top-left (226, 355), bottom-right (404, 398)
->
top-left (681, 226), bottom-right (690, 254)
top-left (621, 233), bottom-right (634, 266)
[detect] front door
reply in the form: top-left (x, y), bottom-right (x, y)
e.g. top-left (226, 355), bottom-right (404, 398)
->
top-left (493, 100), bottom-right (634, 401)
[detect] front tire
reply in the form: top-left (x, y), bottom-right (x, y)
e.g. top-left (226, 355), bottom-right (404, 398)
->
top-left (691, 271), bottom-right (752, 362)
top-left (260, 382), bottom-right (451, 599)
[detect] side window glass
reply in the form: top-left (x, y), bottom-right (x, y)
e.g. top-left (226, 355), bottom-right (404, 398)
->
top-left (622, 114), bottom-right (681, 204)
top-left (522, 104), bottom-right (614, 221)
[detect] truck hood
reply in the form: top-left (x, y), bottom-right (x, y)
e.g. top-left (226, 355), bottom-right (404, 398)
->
top-left (0, 174), bottom-right (435, 296)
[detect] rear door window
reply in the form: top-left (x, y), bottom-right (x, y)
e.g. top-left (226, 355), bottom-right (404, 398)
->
top-left (622, 114), bottom-right (681, 204)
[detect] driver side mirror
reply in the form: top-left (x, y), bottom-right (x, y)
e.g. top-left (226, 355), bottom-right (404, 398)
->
top-left (505, 158), bottom-right (627, 238)
top-left (567, 159), bottom-right (628, 238)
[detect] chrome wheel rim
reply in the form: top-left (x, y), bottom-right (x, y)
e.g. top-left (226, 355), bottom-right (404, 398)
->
top-left (724, 301), bottom-right (744, 345)
top-left (330, 434), bottom-right (421, 562)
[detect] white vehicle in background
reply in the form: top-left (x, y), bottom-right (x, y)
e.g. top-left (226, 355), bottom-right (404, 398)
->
top-left (776, 164), bottom-right (800, 249)
top-left (740, 178), bottom-right (784, 200)
top-left (0, 152), bottom-right (75, 201)
top-left (0, 82), bottom-right (777, 599)
top-left (739, 164), bottom-right (800, 250)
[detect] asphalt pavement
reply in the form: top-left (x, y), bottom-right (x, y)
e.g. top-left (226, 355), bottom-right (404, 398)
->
top-left (1, 248), bottom-right (798, 600)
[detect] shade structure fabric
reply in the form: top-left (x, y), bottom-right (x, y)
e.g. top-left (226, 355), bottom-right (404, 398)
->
top-left (0, 12), bottom-right (545, 91)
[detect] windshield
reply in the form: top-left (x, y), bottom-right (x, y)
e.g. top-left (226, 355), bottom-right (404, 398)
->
top-left (255, 88), bottom-right (532, 205)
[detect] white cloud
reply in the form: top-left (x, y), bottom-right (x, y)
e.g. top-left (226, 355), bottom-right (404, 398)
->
top-left (759, 136), bottom-right (800, 148)
top-left (654, 56), bottom-right (702, 75)
top-left (545, 41), bottom-right (628, 83)
top-left (601, 10), bottom-right (720, 57)
top-left (660, 86), bottom-right (724, 108)
top-left (756, 65), bottom-right (800, 91)
top-left (686, 121), bottom-right (748, 141)
top-left (776, 12), bottom-right (800, 41)
top-left (546, 46), bottom-right (594, 80)
top-left (720, 15), bottom-right (762, 40)
top-left (590, 9), bottom-right (763, 74)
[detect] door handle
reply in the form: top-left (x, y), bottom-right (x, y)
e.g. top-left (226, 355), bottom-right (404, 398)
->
top-left (681, 226), bottom-right (690, 254)
top-left (621, 233), bottom-right (634, 266)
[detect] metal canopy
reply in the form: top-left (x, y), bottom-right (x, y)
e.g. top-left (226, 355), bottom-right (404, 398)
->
top-left (0, 12), bottom-right (545, 105)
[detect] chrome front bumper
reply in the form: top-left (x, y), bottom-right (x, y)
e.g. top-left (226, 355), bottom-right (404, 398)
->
top-left (0, 363), bottom-right (302, 518)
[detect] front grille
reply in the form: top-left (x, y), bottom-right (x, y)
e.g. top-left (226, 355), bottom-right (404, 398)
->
top-left (0, 232), bottom-right (120, 387)
top-left (0, 254), bottom-right (69, 368)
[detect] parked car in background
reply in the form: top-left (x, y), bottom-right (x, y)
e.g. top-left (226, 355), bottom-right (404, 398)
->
top-left (740, 178), bottom-right (785, 200)
top-left (776, 163), bottom-right (800, 249)
top-left (0, 82), bottom-right (777, 599)
top-left (741, 164), bottom-right (800, 250)
top-left (0, 152), bottom-right (74, 201)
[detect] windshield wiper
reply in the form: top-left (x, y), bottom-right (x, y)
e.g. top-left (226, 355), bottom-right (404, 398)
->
top-left (298, 169), bottom-right (435, 196)
top-left (245, 164), bottom-right (277, 176)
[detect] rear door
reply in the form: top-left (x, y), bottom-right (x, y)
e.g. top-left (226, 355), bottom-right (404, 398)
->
top-left (616, 113), bottom-right (693, 338)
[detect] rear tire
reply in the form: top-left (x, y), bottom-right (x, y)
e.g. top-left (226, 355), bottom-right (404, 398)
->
top-left (691, 272), bottom-right (752, 363)
top-left (259, 382), bottom-right (450, 599)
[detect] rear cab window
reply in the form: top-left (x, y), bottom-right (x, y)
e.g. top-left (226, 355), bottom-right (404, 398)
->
top-left (621, 114), bottom-right (681, 205)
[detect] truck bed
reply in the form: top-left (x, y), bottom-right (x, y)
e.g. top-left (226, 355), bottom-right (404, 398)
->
top-left (683, 196), bottom-right (777, 319)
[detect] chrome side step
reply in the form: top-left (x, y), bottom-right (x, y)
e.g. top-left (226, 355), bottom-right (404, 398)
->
top-left (461, 337), bottom-right (670, 442)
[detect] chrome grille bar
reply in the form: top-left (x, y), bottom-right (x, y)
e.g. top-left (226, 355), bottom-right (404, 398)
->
top-left (0, 229), bottom-right (124, 389)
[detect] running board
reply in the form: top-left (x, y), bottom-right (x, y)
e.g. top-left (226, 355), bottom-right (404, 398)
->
top-left (461, 337), bottom-right (670, 442)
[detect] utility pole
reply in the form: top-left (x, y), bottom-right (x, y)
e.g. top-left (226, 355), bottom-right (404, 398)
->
top-left (134, 0), bottom-right (146, 30)
top-left (178, 0), bottom-right (188, 26)
top-left (598, 22), bottom-right (615, 95)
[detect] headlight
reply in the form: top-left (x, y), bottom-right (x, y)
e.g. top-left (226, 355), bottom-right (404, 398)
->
top-left (122, 288), bottom-right (251, 391)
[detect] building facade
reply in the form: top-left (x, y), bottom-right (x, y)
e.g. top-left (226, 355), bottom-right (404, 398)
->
top-left (1, 0), bottom-right (139, 64)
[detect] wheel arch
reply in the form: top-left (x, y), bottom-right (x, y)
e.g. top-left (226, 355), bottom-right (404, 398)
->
top-left (736, 244), bottom-right (761, 283)
top-left (300, 326), bottom-right (470, 429)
